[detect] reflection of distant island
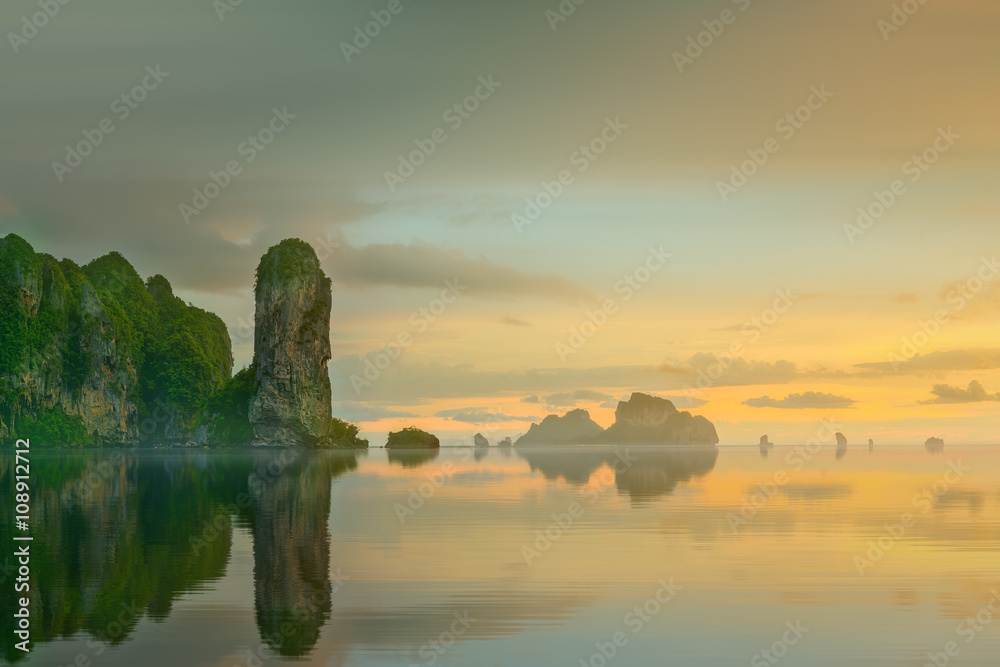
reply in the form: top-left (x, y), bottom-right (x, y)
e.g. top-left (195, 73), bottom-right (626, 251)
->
top-left (515, 393), bottom-right (718, 446)
top-left (517, 445), bottom-right (717, 502)
top-left (835, 432), bottom-right (848, 459)
top-left (387, 448), bottom-right (440, 469)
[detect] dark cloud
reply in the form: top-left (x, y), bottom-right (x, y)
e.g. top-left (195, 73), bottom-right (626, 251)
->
top-left (856, 349), bottom-right (1000, 376)
top-left (891, 292), bottom-right (921, 305)
top-left (542, 390), bottom-right (616, 407)
top-left (919, 380), bottom-right (1000, 405)
top-left (332, 403), bottom-right (419, 422)
top-left (325, 242), bottom-right (595, 304)
top-left (498, 315), bottom-right (532, 327)
top-left (743, 392), bottom-right (856, 410)
top-left (434, 408), bottom-right (527, 424)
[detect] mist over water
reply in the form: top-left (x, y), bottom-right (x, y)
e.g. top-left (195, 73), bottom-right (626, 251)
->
top-left (4, 444), bottom-right (1000, 666)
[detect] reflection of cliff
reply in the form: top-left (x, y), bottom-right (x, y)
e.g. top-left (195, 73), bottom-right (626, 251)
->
top-left (0, 451), bottom-right (240, 662)
top-left (0, 449), bottom-right (358, 662)
top-left (516, 446), bottom-right (718, 501)
top-left (250, 451), bottom-right (357, 656)
top-left (387, 448), bottom-right (440, 468)
top-left (614, 448), bottom-right (718, 502)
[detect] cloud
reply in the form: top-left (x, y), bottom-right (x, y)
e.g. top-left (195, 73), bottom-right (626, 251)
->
top-left (743, 392), bottom-right (856, 409)
top-left (919, 380), bottom-right (1000, 404)
top-left (324, 242), bottom-right (595, 304)
top-left (659, 394), bottom-right (709, 409)
top-left (856, 349), bottom-right (1000, 375)
top-left (891, 292), bottom-right (921, 305)
top-left (331, 403), bottom-right (419, 422)
top-left (683, 354), bottom-right (804, 386)
top-left (542, 390), bottom-right (615, 407)
top-left (522, 395), bottom-right (541, 404)
top-left (499, 315), bottom-right (531, 327)
top-left (434, 408), bottom-right (528, 424)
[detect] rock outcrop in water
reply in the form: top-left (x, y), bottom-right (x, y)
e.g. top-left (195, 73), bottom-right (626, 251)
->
top-left (386, 427), bottom-right (440, 449)
top-left (925, 436), bottom-right (945, 452)
top-left (514, 409), bottom-right (605, 445)
top-left (515, 393), bottom-right (718, 446)
top-left (249, 240), bottom-right (334, 447)
top-left (474, 432), bottom-right (489, 448)
top-left (835, 433), bottom-right (848, 446)
top-left (596, 393), bottom-right (718, 445)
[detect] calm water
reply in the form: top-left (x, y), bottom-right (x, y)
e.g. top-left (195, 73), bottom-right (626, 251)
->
top-left (3, 444), bottom-right (1000, 666)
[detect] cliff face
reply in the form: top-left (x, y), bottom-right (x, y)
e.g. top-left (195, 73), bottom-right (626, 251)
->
top-left (514, 409), bottom-right (605, 446)
top-left (514, 393), bottom-right (719, 446)
top-left (0, 234), bottom-right (232, 446)
top-left (249, 240), bottom-right (333, 446)
top-left (0, 236), bottom-right (136, 445)
top-left (598, 393), bottom-right (719, 445)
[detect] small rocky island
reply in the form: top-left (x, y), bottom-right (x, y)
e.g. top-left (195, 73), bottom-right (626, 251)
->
top-left (925, 436), bottom-right (945, 452)
top-left (514, 393), bottom-right (718, 446)
top-left (386, 427), bottom-right (440, 449)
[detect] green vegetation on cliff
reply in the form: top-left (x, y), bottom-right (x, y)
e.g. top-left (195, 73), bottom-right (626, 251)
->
top-left (0, 233), bottom-right (232, 445)
top-left (0, 234), bottom-right (366, 448)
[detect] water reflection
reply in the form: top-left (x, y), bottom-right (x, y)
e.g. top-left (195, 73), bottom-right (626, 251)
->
top-left (386, 448), bottom-right (440, 468)
top-left (5, 445), bottom-right (1000, 666)
top-left (0, 449), bottom-right (359, 663)
top-left (516, 446), bottom-right (718, 502)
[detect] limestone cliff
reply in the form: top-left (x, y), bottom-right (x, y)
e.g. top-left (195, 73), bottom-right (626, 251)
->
top-left (513, 409), bottom-right (605, 446)
top-left (514, 393), bottom-right (719, 446)
top-left (249, 239), bottom-right (333, 446)
top-left (597, 393), bottom-right (719, 445)
top-left (0, 234), bottom-right (232, 446)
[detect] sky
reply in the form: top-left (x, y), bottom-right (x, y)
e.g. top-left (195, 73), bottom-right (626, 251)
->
top-left (2, 0), bottom-right (1000, 444)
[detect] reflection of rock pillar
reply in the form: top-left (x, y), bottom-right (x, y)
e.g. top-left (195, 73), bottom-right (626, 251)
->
top-left (250, 451), bottom-right (333, 657)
